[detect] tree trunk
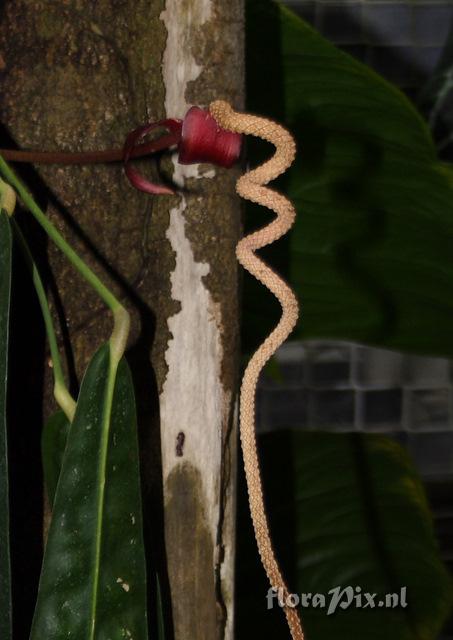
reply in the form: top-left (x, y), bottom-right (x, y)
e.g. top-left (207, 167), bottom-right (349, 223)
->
top-left (0, 1), bottom-right (243, 638)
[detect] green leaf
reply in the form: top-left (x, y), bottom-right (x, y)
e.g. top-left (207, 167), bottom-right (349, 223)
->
top-left (246, 1), bottom-right (453, 357)
top-left (30, 345), bottom-right (148, 639)
top-left (0, 211), bottom-right (12, 640)
top-left (41, 411), bottom-right (70, 507)
top-left (237, 431), bottom-right (453, 639)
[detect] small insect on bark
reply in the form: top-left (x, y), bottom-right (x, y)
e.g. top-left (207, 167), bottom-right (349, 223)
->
top-left (175, 432), bottom-right (185, 457)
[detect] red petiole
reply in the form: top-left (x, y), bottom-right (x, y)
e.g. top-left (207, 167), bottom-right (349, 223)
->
top-left (0, 106), bottom-right (242, 195)
top-left (0, 131), bottom-right (181, 165)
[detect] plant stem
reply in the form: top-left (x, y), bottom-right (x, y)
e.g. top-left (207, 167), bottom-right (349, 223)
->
top-left (0, 156), bottom-right (120, 308)
top-left (0, 132), bottom-right (181, 165)
top-left (0, 155), bottom-right (130, 366)
top-left (10, 219), bottom-right (76, 421)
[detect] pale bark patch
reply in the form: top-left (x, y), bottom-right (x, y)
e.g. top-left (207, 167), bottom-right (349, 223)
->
top-left (160, 202), bottom-right (223, 535)
top-left (159, 2), bottom-right (238, 637)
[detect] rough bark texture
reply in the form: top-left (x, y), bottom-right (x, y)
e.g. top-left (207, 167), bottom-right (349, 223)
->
top-left (0, 1), bottom-right (243, 638)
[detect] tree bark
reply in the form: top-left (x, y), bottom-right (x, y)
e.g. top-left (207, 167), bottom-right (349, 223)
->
top-left (0, 1), bottom-right (243, 638)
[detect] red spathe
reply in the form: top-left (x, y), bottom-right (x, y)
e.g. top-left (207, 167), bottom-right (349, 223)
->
top-left (178, 106), bottom-right (242, 168)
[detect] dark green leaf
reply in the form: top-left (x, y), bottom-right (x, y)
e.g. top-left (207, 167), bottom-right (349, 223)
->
top-left (30, 345), bottom-right (148, 639)
top-left (0, 211), bottom-right (12, 640)
top-left (41, 411), bottom-right (70, 507)
top-left (237, 431), bottom-right (453, 639)
top-left (246, 1), bottom-right (453, 357)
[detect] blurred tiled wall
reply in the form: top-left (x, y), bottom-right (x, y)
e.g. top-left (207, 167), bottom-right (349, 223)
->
top-left (258, 341), bottom-right (453, 478)
top-left (286, 0), bottom-right (450, 84)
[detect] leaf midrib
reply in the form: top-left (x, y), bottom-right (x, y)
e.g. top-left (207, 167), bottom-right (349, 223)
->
top-left (89, 351), bottom-right (118, 640)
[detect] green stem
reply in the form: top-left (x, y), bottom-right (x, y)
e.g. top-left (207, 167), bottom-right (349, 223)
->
top-left (0, 156), bottom-right (119, 311)
top-left (11, 219), bottom-right (76, 421)
top-left (0, 155), bottom-right (130, 367)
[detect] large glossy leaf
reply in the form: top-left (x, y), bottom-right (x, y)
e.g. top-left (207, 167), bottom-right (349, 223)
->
top-left (0, 211), bottom-right (12, 640)
top-left (41, 410), bottom-right (70, 507)
top-left (30, 344), bottom-right (148, 639)
top-left (246, 1), bottom-right (453, 358)
top-left (236, 431), bottom-right (453, 639)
